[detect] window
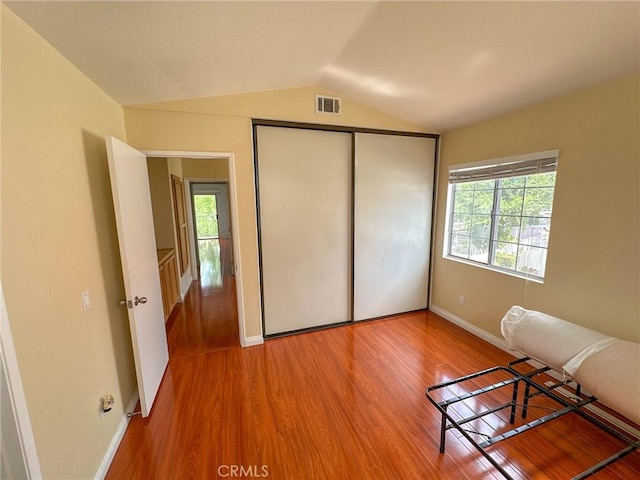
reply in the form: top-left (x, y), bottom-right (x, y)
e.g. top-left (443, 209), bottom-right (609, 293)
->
top-left (445, 150), bottom-right (558, 280)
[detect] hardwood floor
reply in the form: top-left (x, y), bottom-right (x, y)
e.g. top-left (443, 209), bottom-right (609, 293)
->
top-left (167, 238), bottom-right (239, 359)
top-left (107, 267), bottom-right (639, 479)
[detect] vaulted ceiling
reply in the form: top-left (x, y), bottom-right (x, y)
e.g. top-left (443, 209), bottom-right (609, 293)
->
top-left (5, 1), bottom-right (639, 131)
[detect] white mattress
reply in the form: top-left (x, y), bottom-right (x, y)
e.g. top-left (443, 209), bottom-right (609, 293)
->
top-left (501, 305), bottom-right (640, 426)
top-left (573, 340), bottom-right (640, 425)
top-left (501, 306), bottom-right (610, 372)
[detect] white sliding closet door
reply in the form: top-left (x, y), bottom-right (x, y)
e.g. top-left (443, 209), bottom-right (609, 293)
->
top-left (354, 133), bottom-right (435, 321)
top-left (257, 126), bottom-right (352, 335)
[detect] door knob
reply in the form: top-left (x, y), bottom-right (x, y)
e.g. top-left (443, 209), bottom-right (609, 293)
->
top-left (134, 296), bottom-right (148, 306)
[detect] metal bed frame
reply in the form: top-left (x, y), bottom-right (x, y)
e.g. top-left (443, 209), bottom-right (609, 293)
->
top-left (425, 358), bottom-right (640, 479)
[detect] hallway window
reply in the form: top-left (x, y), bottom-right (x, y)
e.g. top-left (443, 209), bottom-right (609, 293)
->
top-left (445, 150), bottom-right (558, 280)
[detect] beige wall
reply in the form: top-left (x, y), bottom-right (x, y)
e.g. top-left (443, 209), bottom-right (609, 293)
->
top-left (135, 88), bottom-right (433, 132)
top-left (167, 156), bottom-right (183, 179)
top-left (1, 7), bottom-right (135, 479)
top-left (182, 157), bottom-right (229, 179)
top-left (431, 73), bottom-right (640, 342)
top-left (146, 157), bottom-right (175, 249)
top-left (124, 88), bottom-right (428, 338)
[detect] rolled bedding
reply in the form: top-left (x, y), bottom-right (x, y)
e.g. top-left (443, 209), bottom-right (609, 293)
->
top-left (573, 340), bottom-right (640, 426)
top-left (501, 306), bottom-right (611, 372)
top-left (501, 305), bottom-right (640, 426)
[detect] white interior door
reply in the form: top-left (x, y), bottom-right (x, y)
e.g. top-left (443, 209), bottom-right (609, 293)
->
top-left (106, 136), bottom-right (169, 417)
top-left (354, 133), bottom-right (436, 321)
top-left (257, 126), bottom-right (352, 335)
top-left (1, 283), bottom-right (40, 478)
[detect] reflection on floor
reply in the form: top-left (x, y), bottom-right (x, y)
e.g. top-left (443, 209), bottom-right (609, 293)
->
top-left (198, 238), bottom-right (223, 291)
top-left (166, 238), bottom-right (239, 358)
top-left (108, 307), bottom-right (640, 479)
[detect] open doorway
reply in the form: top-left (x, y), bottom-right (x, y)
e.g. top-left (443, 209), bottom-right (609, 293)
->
top-left (159, 178), bottom-right (238, 355)
top-left (190, 182), bottom-right (233, 292)
top-left (143, 152), bottom-right (246, 356)
top-left (193, 192), bottom-right (220, 286)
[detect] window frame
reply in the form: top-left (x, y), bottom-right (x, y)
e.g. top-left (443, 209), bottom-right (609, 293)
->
top-left (444, 150), bottom-right (559, 282)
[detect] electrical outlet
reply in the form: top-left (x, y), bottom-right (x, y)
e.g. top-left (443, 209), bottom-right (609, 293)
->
top-left (458, 295), bottom-right (466, 306)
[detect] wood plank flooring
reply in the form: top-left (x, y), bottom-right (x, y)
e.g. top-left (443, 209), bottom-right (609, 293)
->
top-left (107, 251), bottom-right (640, 479)
top-left (166, 238), bottom-right (239, 358)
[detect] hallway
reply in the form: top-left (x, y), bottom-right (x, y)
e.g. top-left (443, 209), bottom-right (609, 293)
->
top-left (166, 238), bottom-right (239, 359)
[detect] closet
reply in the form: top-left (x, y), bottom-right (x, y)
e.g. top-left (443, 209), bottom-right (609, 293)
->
top-left (255, 122), bottom-right (437, 336)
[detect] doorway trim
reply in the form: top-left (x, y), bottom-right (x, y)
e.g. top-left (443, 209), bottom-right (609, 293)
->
top-left (142, 150), bottom-right (248, 347)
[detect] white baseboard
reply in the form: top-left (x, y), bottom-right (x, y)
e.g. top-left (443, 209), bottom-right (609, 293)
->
top-left (242, 335), bottom-right (264, 347)
top-left (428, 305), bottom-right (514, 353)
top-left (93, 390), bottom-right (139, 480)
top-left (429, 304), bottom-right (564, 381)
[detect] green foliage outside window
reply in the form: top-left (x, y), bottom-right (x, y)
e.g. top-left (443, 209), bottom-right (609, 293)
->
top-left (194, 195), bottom-right (218, 239)
top-left (448, 171), bottom-right (556, 278)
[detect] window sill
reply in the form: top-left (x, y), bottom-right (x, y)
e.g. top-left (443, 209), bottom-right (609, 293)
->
top-left (443, 255), bottom-right (545, 284)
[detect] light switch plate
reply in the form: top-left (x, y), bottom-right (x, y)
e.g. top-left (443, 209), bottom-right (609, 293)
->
top-left (81, 290), bottom-right (91, 311)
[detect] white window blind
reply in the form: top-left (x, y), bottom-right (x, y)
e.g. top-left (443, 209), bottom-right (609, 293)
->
top-left (449, 150), bottom-right (558, 183)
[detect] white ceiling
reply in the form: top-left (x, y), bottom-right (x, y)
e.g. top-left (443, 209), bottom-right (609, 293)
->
top-left (5, 1), bottom-right (640, 131)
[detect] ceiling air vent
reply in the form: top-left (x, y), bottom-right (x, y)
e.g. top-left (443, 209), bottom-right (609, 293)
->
top-left (316, 95), bottom-right (341, 115)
